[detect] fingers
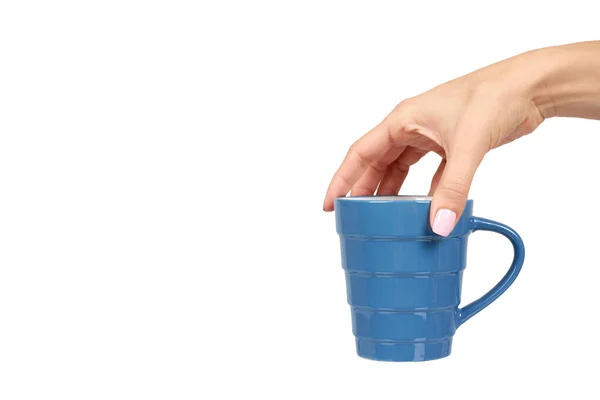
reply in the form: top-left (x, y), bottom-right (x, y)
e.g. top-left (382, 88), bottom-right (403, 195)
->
top-left (428, 158), bottom-right (446, 196)
top-left (323, 121), bottom-right (404, 211)
top-left (351, 146), bottom-right (406, 196)
top-left (429, 140), bottom-right (486, 236)
top-left (377, 147), bottom-right (429, 195)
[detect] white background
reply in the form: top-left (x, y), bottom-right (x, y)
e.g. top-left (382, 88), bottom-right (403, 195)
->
top-left (0, 1), bottom-right (598, 399)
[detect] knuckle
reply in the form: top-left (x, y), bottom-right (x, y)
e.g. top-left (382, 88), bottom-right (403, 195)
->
top-left (438, 177), bottom-right (469, 199)
top-left (394, 97), bottom-right (417, 112)
top-left (347, 145), bottom-right (369, 168)
top-left (372, 159), bottom-right (388, 173)
top-left (394, 162), bottom-right (410, 174)
top-left (523, 115), bottom-right (542, 133)
top-left (347, 142), bottom-right (359, 155)
top-left (338, 173), bottom-right (353, 187)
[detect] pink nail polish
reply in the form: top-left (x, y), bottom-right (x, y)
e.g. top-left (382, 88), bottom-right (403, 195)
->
top-left (432, 209), bottom-right (457, 237)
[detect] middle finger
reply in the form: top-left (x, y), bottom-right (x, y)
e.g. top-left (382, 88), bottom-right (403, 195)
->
top-left (351, 146), bottom-right (407, 196)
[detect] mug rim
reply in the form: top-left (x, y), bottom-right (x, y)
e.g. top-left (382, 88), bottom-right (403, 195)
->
top-left (335, 195), bottom-right (473, 203)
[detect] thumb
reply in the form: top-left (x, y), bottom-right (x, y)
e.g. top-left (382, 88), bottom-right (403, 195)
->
top-left (430, 144), bottom-right (485, 236)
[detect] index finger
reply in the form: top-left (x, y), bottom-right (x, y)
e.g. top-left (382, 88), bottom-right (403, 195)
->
top-left (323, 121), bottom-right (404, 211)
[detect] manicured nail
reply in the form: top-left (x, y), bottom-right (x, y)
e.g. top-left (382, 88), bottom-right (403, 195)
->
top-left (432, 209), bottom-right (456, 237)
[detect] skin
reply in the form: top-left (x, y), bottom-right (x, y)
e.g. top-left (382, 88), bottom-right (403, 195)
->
top-left (322, 41), bottom-right (600, 234)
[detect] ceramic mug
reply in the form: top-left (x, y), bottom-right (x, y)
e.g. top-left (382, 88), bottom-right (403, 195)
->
top-left (334, 196), bottom-right (525, 362)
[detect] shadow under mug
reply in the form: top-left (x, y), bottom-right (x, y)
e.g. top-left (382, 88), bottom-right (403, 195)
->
top-left (334, 196), bottom-right (525, 362)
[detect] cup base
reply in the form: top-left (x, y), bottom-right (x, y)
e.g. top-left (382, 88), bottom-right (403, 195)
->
top-left (355, 337), bottom-right (452, 362)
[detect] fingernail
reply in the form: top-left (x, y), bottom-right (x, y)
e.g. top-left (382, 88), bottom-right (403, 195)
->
top-left (432, 209), bottom-right (457, 237)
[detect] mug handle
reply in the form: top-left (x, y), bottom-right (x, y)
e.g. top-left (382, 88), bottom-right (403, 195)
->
top-left (456, 217), bottom-right (525, 327)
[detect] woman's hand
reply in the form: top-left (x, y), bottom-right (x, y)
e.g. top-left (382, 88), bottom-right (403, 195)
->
top-left (323, 42), bottom-right (600, 235)
top-left (323, 52), bottom-right (546, 235)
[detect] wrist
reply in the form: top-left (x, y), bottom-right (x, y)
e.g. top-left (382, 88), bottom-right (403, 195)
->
top-left (528, 42), bottom-right (600, 119)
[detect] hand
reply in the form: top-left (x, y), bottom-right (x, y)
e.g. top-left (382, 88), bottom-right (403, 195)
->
top-left (323, 50), bottom-right (548, 236)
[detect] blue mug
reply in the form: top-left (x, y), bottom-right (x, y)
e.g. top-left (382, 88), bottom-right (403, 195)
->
top-left (335, 196), bottom-right (525, 362)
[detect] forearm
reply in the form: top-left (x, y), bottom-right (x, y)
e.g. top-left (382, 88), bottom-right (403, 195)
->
top-left (530, 41), bottom-right (600, 119)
